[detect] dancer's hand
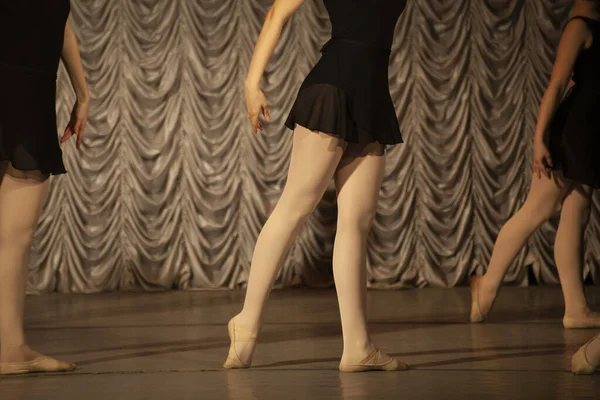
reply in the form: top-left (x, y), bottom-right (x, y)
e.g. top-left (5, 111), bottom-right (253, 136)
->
top-left (61, 98), bottom-right (89, 150)
top-left (533, 139), bottom-right (553, 179)
top-left (245, 85), bottom-right (270, 134)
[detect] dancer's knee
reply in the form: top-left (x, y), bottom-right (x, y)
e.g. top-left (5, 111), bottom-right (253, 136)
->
top-left (337, 203), bottom-right (377, 235)
top-left (277, 188), bottom-right (323, 222)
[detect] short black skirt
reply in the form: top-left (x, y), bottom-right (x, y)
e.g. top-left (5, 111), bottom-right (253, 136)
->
top-left (0, 63), bottom-right (66, 175)
top-left (285, 38), bottom-right (402, 146)
top-left (548, 84), bottom-right (600, 188)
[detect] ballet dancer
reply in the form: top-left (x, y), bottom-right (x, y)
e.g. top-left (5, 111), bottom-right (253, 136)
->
top-left (0, 0), bottom-right (88, 374)
top-left (224, 0), bottom-right (408, 372)
top-left (470, 0), bottom-right (600, 329)
top-left (568, 0), bottom-right (600, 377)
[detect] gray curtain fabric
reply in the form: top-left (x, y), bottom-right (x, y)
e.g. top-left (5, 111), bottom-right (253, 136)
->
top-left (30, 0), bottom-right (598, 293)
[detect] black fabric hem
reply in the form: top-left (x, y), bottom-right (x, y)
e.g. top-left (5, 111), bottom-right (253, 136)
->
top-left (284, 83), bottom-right (403, 146)
top-left (284, 121), bottom-right (402, 150)
top-left (0, 157), bottom-right (67, 176)
top-left (551, 166), bottom-right (599, 189)
top-left (0, 126), bottom-right (66, 176)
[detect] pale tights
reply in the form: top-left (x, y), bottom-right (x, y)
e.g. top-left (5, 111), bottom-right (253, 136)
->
top-left (233, 125), bottom-right (389, 365)
top-left (478, 171), bottom-right (595, 319)
top-left (0, 163), bottom-right (50, 363)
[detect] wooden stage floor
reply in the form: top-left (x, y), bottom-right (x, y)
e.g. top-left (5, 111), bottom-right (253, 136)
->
top-left (1, 287), bottom-right (599, 399)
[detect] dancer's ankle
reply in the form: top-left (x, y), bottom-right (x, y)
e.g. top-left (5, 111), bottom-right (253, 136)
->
top-left (564, 305), bottom-right (595, 320)
top-left (0, 343), bottom-right (37, 363)
top-left (342, 339), bottom-right (374, 362)
top-left (479, 274), bottom-right (500, 294)
top-left (233, 312), bottom-right (260, 335)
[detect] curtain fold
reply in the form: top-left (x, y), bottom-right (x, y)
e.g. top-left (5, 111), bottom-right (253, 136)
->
top-left (28, 0), bottom-right (597, 293)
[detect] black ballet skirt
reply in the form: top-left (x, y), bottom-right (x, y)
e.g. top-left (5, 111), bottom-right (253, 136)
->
top-left (285, 0), bottom-right (406, 145)
top-left (0, 0), bottom-right (71, 175)
top-left (548, 16), bottom-right (600, 188)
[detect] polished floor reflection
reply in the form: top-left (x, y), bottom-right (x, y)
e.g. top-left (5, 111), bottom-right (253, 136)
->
top-left (1, 287), bottom-right (599, 399)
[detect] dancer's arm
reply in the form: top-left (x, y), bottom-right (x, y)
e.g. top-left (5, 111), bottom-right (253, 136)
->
top-left (246, 0), bottom-right (305, 134)
top-left (532, 19), bottom-right (591, 178)
top-left (60, 19), bottom-right (89, 150)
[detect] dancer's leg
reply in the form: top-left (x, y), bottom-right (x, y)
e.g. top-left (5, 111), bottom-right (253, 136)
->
top-left (0, 165), bottom-right (49, 362)
top-left (474, 172), bottom-right (571, 318)
top-left (332, 143), bottom-right (382, 362)
top-left (230, 126), bottom-right (345, 365)
top-left (333, 143), bottom-right (407, 371)
top-left (555, 183), bottom-right (600, 327)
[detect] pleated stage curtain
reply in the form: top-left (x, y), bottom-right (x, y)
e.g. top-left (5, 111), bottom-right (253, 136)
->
top-left (30, 0), bottom-right (598, 293)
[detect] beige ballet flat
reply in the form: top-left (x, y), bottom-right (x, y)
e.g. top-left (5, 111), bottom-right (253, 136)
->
top-left (470, 276), bottom-right (488, 323)
top-left (0, 356), bottom-right (75, 375)
top-left (339, 347), bottom-right (409, 373)
top-left (563, 315), bottom-right (600, 329)
top-left (571, 334), bottom-right (600, 374)
top-left (223, 318), bottom-right (257, 369)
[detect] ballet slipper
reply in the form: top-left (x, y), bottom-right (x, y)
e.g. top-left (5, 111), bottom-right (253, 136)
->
top-left (571, 334), bottom-right (600, 374)
top-left (0, 355), bottom-right (75, 375)
top-left (339, 347), bottom-right (409, 373)
top-left (223, 318), bottom-right (257, 369)
top-left (470, 276), bottom-right (496, 323)
top-left (563, 313), bottom-right (600, 329)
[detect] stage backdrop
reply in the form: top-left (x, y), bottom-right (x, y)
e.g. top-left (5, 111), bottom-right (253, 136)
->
top-left (30, 0), bottom-right (598, 293)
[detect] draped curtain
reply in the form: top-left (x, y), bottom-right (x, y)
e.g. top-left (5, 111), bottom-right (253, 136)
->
top-left (30, 0), bottom-right (599, 293)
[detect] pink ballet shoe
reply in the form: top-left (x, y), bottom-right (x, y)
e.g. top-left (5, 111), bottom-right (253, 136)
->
top-left (223, 318), bottom-right (257, 369)
top-left (470, 276), bottom-right (490, 323)
top-left (571, 334), bottom-right (600, 374)
top-left (339, 347), bottom-right (409, 373)
top-left (0, 355), bottom-right (75, 375)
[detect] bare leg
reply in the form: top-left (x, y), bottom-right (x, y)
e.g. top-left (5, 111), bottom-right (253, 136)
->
top-left (556, 184), bottom-right (600, 327)
top-left (0, 164), bottom-right (75, 374)
top-left (333, 143), bottom-right (406, 370)
top-left (227, 126), bottom-right (346, 366)
top-left (0, 164), bottom-right (49, 363)
top-left (473, 172), bottom-right (571, 319)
